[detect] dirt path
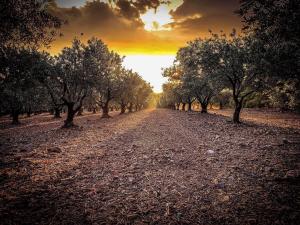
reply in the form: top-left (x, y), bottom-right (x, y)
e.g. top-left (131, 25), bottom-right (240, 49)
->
top-left (0, 109), bottom-right (299, 225)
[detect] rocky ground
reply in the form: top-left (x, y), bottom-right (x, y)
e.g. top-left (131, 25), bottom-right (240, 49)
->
top-left (0, 109), bottom-right (299, 225)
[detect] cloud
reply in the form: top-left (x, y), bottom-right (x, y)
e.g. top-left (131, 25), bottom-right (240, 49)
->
top-left (48, 0), bottom-right (242, 55)
top-left (116, 0), bottom-right (141, 19)
top-left (49, 1), bottom-right (155, 54)
top-left (169, 0), bottom-right (241, 35)
top-left (170, 0), bottom-right (239, 19)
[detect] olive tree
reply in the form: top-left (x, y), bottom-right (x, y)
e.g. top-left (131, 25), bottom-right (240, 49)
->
top-left (55, 39), bottom-right (92, 127)
top-left (159, 82), bottom-right (178, 109)
top-left (95, 52), bottom-right (123, 118)
top-left (0, 48), bottom-right (41, 124)
top-left (162, 64), bottom-right (187, 110)
top-left (238, 0), bottom-right (300, 111)
top-left (177, 40), bottom-right (222, 113)
top-left (115, 69), bottom-right (140, 114)
top-left (82, 38), bottom-right (115, 118)
top-left (0, 0), bottom-right (61, 123)
top-left (134, 80), bottom-right (153, 111)
top-left (33, 52), bottom-right (64, 118)
top-left (0, 0), bottom-right (61, 49)
top-left (200, 31), bottom-right (266, 123)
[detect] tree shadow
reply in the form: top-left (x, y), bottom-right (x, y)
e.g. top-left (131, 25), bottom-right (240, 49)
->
top-left (0, 109), bottom-right (299, 224)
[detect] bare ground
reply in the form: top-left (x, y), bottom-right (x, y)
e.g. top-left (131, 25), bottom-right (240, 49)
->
top-left (0, 109), bottom-right (299, 225)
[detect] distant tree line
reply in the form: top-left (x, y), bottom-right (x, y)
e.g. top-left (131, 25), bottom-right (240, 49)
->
top-left (0, 0), bottom-right (152, 127)
top-left (159, 0), bottom-right (299, 123)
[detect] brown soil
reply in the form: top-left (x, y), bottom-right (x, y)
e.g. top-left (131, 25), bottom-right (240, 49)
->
top-left (0, 109), bottom-right (299, 225)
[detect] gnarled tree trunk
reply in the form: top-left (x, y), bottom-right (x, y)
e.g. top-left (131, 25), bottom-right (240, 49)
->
top-left (188, 102), bottom-right (192, 111)
top-left (120, 102), bottom-right (126, 114)
top-left (62, 94), bottom-right (86, 128)
top-left (233, 100), bottom-right (242, 123)
top-left (11, 110), bottom-right (20, 125)
top-left (219, 101), bottom-right (223, 110)
top-left (100, 88), bottom-right (112, 118)
top-left (63, 103), bottom-right (76, 128)
top-left (101, 101), bottom-right (110, 118)
top-left (200, 102), bottom-right (208, 113)
top-left (182, 103), bottom-right (186, 111)
top-left (196, 95), bottom-right (211, 114)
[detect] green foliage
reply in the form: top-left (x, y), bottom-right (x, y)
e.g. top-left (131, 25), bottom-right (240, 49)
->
top-left (115, 68), bottom-right (152, 113)
top-left (0, 36), bottom-right (153, 125)
top-left (0, 0), bottom-right (61, 49)
top-left (160, 0), bottom-right (299, 121)
top-left (238, 0), bottom-right (300, 108)
top-left (0, 48), bottom-right (44, 117)
top-left (268, 79), bottom-right (300, 111)
top-left (238, 0), bottom-right (299, 79)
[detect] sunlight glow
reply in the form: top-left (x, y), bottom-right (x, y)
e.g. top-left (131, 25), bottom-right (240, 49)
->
top-left (141, 5), bottom-right (173, 31)
top-left (123, 55), bottom-right (175, 92)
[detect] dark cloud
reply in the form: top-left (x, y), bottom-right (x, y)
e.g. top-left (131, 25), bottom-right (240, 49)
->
top-left (131, 0), bottom-right (168, 13)
top-left (170, 15), bottom-right (241, 37)
top-left (115, 0), bottom-right (170, 19)
top-left (171, 0), bottom-right (240, 19)
top-left (116, 0), bottom-right (141, 19)
top-left (169, 0), bottom-right (241, 35)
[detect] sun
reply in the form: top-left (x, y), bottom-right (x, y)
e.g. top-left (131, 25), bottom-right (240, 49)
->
top-left (123, 55), bottom-right (175, 92)
top-left (140, 5), bottom-right (173, 31)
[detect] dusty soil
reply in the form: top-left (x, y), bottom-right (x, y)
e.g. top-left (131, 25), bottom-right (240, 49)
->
top-left (0, 109), bottom-right (300, 225)
top-left (211, 108), bottom-right (300, 129)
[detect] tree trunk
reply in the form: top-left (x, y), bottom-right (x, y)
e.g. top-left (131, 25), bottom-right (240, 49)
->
top-left (101, 101), bottom-right (110, 118)
top-left (200, 103), bottom-right (208, 113)
top-left (219, 101), bottom-right (223, 110)
top-left (120, 104), bottom-right (126, 114)
top-left (233, 101), bottom-right (242, 123)
top-left (11, 110), bottom-right (20, 125)
top-left (182, 103), bottom-right (186, 111)
top-left (63, 104), bottom-right (76, 128)
top-left (54, 107), bottom-right (61, 118)
top-left (188, 102), bottom-right (192, 111)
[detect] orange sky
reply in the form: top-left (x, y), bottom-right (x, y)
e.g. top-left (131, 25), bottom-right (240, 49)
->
top-left (49, 0), bottom-right (242, 55)
top-left (49, 0), bottom-right (242, 92)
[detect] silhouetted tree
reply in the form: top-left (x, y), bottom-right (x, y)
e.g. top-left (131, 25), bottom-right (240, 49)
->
top-left (199, 31), bottom-right (266, 122)
top-left (238, 0), bottom-right (300, 111)
top-left (0, 0), bottom-right (61, 49)
top-left (0, 48), bottom-right (41, 124)
top-left (55, 39), bottom-right (90, 127)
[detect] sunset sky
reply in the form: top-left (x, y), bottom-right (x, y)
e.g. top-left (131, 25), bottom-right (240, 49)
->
top-left (51, 0), bottom-right (242, 92)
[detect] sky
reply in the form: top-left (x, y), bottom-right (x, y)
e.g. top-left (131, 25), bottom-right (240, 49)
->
top-left (51, 0), bottom-right (242, 92)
